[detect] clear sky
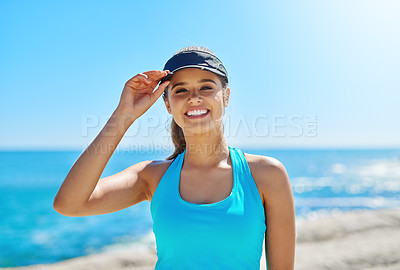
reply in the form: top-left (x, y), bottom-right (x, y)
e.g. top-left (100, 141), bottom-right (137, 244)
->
top-left (1, 0), bottom-right (399, 150)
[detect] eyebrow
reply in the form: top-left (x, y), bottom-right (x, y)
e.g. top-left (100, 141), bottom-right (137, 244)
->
top-left (171, 79), bottom-right (217, 91)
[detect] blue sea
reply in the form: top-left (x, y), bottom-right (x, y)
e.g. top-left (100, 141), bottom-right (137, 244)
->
top-left (1, 148), bottom-right (400, 267)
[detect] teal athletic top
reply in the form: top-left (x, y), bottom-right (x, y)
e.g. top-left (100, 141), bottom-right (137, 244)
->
top-left (150, 146), bottom-right (267, 269)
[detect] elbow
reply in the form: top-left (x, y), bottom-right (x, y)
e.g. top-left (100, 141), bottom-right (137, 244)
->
top-left (52, 197), bottom-right (69, 216)
top-left (53, 196), bottom-right (80, 217)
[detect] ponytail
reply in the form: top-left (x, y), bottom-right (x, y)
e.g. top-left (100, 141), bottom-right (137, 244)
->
top-left (166, 118), bottom-right (186, 160)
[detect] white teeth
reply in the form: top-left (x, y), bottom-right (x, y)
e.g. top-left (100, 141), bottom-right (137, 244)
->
top-left (187, 109), bottom-right (208, 116)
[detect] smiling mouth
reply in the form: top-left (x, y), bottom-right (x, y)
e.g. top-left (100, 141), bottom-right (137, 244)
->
top-left (184, 110), bottom-right (210, 119)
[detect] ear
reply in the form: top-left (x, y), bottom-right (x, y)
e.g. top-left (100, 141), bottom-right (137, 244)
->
top-left (163, 96), bottom-right (172, 114)
top-left (223, 87), bottom-right (230, 107)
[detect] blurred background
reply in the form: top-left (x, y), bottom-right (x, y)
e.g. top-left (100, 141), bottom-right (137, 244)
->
top-left (1, 0), bottom-right (399, 267)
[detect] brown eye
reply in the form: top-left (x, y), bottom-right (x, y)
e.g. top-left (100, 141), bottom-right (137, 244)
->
top-left (200, 86), bottom-right (213, 90)
top-left (176, 88), bottom-right (188, 93)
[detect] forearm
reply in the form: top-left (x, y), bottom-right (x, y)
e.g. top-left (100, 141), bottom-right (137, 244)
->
top-left (53, 109), bottom-right (136, 215)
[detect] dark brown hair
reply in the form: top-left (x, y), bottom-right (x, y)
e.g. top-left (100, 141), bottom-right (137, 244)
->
top-left (163, 46), bottom-right (229, 160)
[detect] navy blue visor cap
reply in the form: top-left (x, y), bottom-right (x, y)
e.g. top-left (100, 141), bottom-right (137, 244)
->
top-left (160, 50), bottom-right (228, 85)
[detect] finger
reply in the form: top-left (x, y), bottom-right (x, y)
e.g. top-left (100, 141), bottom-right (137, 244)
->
top-left (145, 70), bottom-right (170, 81)
top-left (129, 73), bottom-right (150, 83)
top-left (132, 73), bottom-right (150, 80)
top-left (150, 81), bottom-right (170, 103)
top-left (143, 70), bottom-right (164, 76)
top-left (154, 70), bottom-right (170, 83)
top-left (146, 71), bottom-right (171, 89)
top-left (137, 73), bottom-right (152, 84)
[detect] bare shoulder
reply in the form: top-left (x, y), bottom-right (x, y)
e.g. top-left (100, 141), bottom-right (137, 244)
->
top-left (243, 152), bottom-right (292, 201)
top-left (137, 159), bottom-right (174, 200)
top-left (243, 152), bottom-right (289, 184)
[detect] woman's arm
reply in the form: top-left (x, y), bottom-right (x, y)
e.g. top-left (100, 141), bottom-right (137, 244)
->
top-left (53, 70), bottom-right (170, 217)
top-left (256, 157), bottom-right (296, 270)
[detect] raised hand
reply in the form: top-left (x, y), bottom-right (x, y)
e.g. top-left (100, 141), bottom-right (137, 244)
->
top-left (116, 70), bottom-right (170, 122)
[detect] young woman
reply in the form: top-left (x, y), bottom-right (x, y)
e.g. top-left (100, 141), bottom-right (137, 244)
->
top-left (54, 47), bottom-right (296, 269)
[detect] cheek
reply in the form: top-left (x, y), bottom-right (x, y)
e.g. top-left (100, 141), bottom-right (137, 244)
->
top-left (214, 91), bottom-right (225, 101)
top-left (168, 99), bottom-right (184, 116)
top-left (212, 92), bottom-right (225, 106)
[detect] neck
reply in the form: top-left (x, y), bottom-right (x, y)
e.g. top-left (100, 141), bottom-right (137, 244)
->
top-left (183, 128), bottom-right (230, 168)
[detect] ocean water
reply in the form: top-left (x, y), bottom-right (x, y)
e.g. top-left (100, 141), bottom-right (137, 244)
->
top-left (1, 148), bottom-right (400, 267)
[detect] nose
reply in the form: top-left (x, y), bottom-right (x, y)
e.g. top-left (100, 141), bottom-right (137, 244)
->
top-left (187, 91), bottom-right (202, 104)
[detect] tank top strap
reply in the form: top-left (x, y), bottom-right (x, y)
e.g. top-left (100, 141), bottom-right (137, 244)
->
top-left (228, 146), bottom-right (265, 216)
top-left (150, 150), bottom-right (186, 214)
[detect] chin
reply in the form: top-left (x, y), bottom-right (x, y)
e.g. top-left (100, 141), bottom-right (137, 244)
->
top-left (183, 122), bottom-right (223, 136)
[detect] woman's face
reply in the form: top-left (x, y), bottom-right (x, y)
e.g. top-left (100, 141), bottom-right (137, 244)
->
top-left (164, 68), bottom-right (230, 136)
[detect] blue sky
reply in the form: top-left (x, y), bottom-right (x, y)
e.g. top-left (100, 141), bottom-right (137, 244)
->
top-left (1, 0), bottom-right (399, 150)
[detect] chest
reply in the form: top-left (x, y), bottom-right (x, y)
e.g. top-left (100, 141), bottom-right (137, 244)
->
top-left (179, 167), bottom-right (233, 205)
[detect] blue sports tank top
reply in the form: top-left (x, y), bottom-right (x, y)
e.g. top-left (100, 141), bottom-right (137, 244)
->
top-left (150, 146), bottom-right (267, 269)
